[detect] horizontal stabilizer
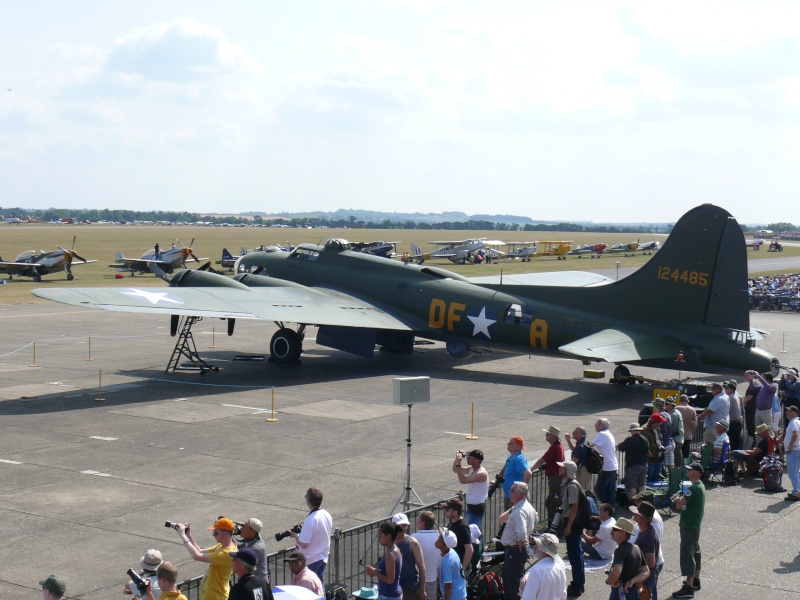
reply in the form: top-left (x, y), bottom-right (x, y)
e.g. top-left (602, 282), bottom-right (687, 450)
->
top-left (558, 329), bottom-right (679, 363)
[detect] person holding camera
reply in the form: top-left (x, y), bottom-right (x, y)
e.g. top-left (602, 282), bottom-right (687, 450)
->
top-left (125, 549), bottom-right (163, 599)
top-left (238, 518), bottom-right (268, 581)
top-left (174, 517), bottom-right (236, 600)
top-left (451, 449), bottom-right (489, 531)
top-left (291, 487), bottom-right (333, 581)
top-left (139, 563), bottom-right (187, 600)
top-left (779, 368), bottom-right (800, 428)
top-left (229, 548), bottom-right (273, 600)
top-left (365, 521), bottom-right (403, 600)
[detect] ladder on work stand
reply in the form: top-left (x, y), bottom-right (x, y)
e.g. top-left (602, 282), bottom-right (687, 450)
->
top-left (166, 316), bottom-right (218, 374)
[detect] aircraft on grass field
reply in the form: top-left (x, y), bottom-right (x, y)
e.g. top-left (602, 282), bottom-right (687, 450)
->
top-left (635, 241), bottom-right (660, 255)
top-left (567, 243), bottom-right (607, 258)
top-left (503, 242), bottom-right (538, 262)
top-left (350, 240), bottom-right (400, 259)
top-left (216, 245), bottom-right (293, 270)
top-left (109, 239), bottom-right (208, 276)
top-left (607, 241), bottom-right (640, 256)
top-left (2, 215), bottom-right (25, 224)
top-left (410, 239), bottom-right (487, 264)
top-left (0, 236), bottom-right (96, 281)
top-left (34, 204), bottom-right (778, 379)
top-left (745, 239), bottom-right (765, 250)
top-left (531, 241), bottom-right (572, 260)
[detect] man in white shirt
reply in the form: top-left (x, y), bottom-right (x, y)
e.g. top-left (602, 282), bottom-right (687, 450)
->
top-left (499, 482), bottom-right (537, 600)
top-left (290, 487), bottom-right (332, 581)
top-left (781, 405), bottom-right (800, 501)
top-left (452, 449), bottom-right (489, 531)
top-left (712, 420), bottom-right (730, 464)
top-left (698, 383), bottom-right (730, 443)
top-left (581, 503), bottom-right (616, 561)
top-left (520, 533), bottom-right (567, 600)
top-left (412, 511), bottom-right (441, 600)
top-left (591, 418), bottom-right (619, 509)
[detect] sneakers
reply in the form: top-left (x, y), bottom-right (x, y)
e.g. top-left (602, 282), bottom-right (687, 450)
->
top-left (784, 494), bottom-right (799, 502)
top-left (693, 577), bottom-right (701, 590)
top-left (672, 584), bottom-right (695, 598)
top-left (566, 585), bottom-right (582, 598)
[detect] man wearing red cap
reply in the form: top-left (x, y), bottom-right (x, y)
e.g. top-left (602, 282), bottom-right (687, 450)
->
top-left (175, 518), bottom-right (237, 600)
top-left (496, 436), bottom-right (530, 510)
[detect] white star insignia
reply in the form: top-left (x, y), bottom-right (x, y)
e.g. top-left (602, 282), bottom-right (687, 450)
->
top-left (121, 288), bottom-right (183, 305)
top-left (467, 307), bottom-right (496, 338)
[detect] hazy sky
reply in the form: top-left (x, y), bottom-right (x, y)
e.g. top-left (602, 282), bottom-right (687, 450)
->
top-left (2, 1), bottom-right (798, 222)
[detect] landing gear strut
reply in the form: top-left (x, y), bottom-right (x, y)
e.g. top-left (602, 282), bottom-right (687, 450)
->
top-left (269, 325), bottom-right (304, 364)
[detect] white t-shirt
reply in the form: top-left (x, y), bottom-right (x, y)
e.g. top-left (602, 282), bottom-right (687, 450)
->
top-left (521, 555), bottom-right (567, 600)
top-left (412, 529), bottom-right (442, 583)
top-left (704, 393), bottom-right (730, 428)
top-left (592, 430), bottom-right (618, 471)
top-left (299, 508), bottom-right (333, 564)
top-left (465, 467), bottom-right (489, 505)
top-left (594, 518), bottom-right (617, 560)
top-left (785, 418), bottom-right (800, 452)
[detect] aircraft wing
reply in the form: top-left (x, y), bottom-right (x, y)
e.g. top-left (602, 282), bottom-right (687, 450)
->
top-left (558, 328), bottom-right (679, 363)
top-left (108, 258), bottom-right (168, 270)
top-left (0, 260), bottom-right (44, 268)
top-left (31, 285), bottom-right (412, 330)
top-left (70, 260), bottom-right (98, 266)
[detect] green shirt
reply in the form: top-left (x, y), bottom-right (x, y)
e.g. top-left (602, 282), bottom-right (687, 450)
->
top-left (679, 480), bottom-right (705, 530)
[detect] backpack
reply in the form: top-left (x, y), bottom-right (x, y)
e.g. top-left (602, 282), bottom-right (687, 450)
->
top-left (584, 446), bottom-right (604, 474)
top-left (722, 462), bottom-right (739, 486)
top-left (471, 570), bottom-right (503, 600)
top-left (326, 586), bottom-right (348, 600)
top-left (567, 481), bottom-right (594, 531)
top-left (763, 467), bottom-right (784, 493)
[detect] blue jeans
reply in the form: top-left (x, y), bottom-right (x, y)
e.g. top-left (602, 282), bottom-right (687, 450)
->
top-left (787, 450), bottom-right (800, 495)
top-left (308, 559), bottom-right (326, 582)
top-left (581, 539), bottom-right (603, 560)
top-left (466, 506), bottom-right (485, 532)
top-left (502, 546), bottom-right (526, 600)
top-left (643, 563), bottom-right (662, 600)
top-left (566, 526), bottom-right (585, 590)
top-left (608, 586), bottom-right (639, 600)
top-left (595, 470), bottom-right (618, 509)
top-left (647, 461), bottom-right (662, 483)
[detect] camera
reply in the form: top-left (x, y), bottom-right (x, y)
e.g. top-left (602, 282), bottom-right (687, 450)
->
top-left (487, 474), bottom-right (504, 499)
top-left (164, 521), bottom-right (190, 533)
top-left (127, 569), bottom-right (150, 595)
top-left (275, 523), bottom-right (303, 542)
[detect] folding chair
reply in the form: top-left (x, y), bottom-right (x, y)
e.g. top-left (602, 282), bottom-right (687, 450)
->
top-left (705, 442), bottom-right (731, 483)
top-left (652, 464), bottom-right (686, 516)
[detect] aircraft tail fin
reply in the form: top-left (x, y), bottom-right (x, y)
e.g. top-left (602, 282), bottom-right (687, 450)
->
top-left (611, 204), bottom-right (750, 330)
top-left (240, 246), bottom-right (247, 256)
top-left (115, 251), bottom-right (123, 260)
top-left (411, 243), bottom-right (422, 256)
top-left (221, 248), bottom-right (233, 260)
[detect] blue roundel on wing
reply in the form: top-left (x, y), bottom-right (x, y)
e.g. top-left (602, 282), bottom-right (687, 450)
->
top-left (466, 306), bottom-right (497, 340)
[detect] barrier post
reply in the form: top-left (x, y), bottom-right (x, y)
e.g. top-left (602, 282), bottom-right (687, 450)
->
top-left (96, 369), bottom-right (105, 402)
top-left (781, 332), bottom-right (787, 353)
top-left (86, 336), bottom-right (93, 361)
top-left (466, 401), bottom-right (478, 440)
top-left (265, 387), bottom-right (278, 422)
top-left (30, 341), bottom-right (38, 367)
top-left (211, 326), bottom-right (216, 348)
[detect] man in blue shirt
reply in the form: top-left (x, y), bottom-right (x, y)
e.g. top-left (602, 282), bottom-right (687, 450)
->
top-left (497, 436), bottom-right (529, 510)
top-left (435, 530), bottom-right (467, 600)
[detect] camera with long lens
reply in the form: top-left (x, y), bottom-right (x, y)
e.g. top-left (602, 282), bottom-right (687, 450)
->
top-left (275, 523), bottom-right (303, 542)
top-left (487, 474), bottom-right (504, 499)
top-left (164, 521), bottom-right (190, 533)
top-left (218, 515), bottom-right (244, 537)
top-left (127, 569), bottom-right (150, 595)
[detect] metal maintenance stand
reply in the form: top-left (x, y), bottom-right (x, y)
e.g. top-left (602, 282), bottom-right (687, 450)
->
top-left (166, 316), bottom-right (219, 374)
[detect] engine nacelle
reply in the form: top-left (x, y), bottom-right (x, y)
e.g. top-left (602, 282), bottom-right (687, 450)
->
top-left (446, 341), bottom-right (473, 360)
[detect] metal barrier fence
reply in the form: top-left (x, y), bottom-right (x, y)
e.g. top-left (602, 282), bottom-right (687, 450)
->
top-left (177, 425), bottom-right (706, 600)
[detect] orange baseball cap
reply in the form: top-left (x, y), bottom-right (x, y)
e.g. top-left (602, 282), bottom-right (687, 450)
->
top-left (510, 436), bottom-right (526, 449)
top-left (208, 517), bottom-right (235, 531)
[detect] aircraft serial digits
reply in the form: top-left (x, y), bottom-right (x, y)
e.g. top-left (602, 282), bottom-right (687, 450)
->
top-left (33, 204), bottom-right (778, 379)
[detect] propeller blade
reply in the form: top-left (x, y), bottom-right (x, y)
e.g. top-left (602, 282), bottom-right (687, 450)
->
top-left (72, 235), bottom-right (77, 250)
top-left (73, 253), bottom-right (88, 263)
top-left (148, 261), bottom-right (172, 283)
top-left (191, 253), bottom-right (200, 262)
top-left (57, 245), bottom-right (67, 253)
top-left (189, 237), bottom-right (195, 248)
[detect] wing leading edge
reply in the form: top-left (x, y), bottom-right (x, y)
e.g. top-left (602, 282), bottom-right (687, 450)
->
top-left (32, 286), bottom-right (412, 331)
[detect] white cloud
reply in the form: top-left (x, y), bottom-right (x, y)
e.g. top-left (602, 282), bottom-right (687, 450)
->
top-left (331, 33), bottom-right (389, 55)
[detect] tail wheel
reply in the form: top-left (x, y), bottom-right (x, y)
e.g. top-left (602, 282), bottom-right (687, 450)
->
top-left (613, 364), bottom-right (632, 385)
top-left (269, 328), bottom-right (302, 364)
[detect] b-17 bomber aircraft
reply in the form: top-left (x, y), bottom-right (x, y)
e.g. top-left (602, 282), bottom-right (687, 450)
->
top-left (0, 236), bottom-right (96, 281)
top-left (34, 204), bottom-right (778, 379)
top-left (109, 239), bottom-right (208, 276)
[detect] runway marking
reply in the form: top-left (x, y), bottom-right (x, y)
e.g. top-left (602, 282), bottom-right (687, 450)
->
top-left (443, 431), bottom-right (472, 436)
top-left (0, 459), bottom-right (22, 465)
top-left (89, 436), bottom-right (118, 441)
top-left (221, 403), bottom-right (270, 413)
top-left (81, 470), bottom-right (112, 477)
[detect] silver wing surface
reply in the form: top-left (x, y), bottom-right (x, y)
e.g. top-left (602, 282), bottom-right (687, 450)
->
top-left (32, 285), bottom-right (411, 330)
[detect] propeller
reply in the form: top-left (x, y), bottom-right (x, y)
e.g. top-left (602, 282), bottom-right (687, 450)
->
top-left (149, 262), bottom-right (172, 283)
top-left (58, 236), bottom-right (88, 263)
top-left (179, 238), bottom-right (200, 265)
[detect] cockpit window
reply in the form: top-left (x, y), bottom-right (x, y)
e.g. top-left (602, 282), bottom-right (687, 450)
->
top-left (323, 239), bottom-right (351, 252)
top-left (289, 247), bottom-right (319, 261)
top-left (504, 303), bottom-right (534, 326)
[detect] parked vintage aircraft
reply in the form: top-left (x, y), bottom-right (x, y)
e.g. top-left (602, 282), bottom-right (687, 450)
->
top-left (607, 241), bottom-right (641, 256)
top-left (410, 239), bottom-right (486, 264)
top-left (2, 215), bottom-right (25, 224)
top-left (0, 236), bottom-right (96, 281)
top-left (635, 241), bottom-right (660, 255)
top-left (503, 242), bottom-right (538, 262)
top-left (350, 240), bottom-right (400, 259)
top-left (745, 239), bottom-right (764, 250)
top-left (109, 239), bottom-right (207, 276)
top-left (531, 241), bottom-right (572, 260)
top-left (567, 243), bottom-right (607, 258)
top-left (216, 245), bottom-right (292, 270)
top-left (34, 204), bottom-right (778, 379)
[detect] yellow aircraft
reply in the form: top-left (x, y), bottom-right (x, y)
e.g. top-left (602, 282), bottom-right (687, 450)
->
top-left (531, 241), bottom-right (572, 260)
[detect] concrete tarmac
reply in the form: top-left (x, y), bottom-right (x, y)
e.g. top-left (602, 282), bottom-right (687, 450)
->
top-left (1, 304), bottom-right (800, 598)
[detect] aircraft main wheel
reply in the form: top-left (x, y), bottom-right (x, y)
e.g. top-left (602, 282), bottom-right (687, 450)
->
top-left (33, 274), bottom-right (41, 282)
top-left (269, 328), bottom-right (302, 364)
top-left (613, 365), bottom-right (631, 385)
top-left (67, 272), bottom-right (74, 281)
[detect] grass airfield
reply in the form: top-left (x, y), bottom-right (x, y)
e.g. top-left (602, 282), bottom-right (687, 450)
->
top-left (0, 223), bottom-right (795, 305)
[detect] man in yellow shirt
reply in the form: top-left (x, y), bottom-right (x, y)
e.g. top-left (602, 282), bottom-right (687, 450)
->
top-left (176, 518), bottom-right (237, 600)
